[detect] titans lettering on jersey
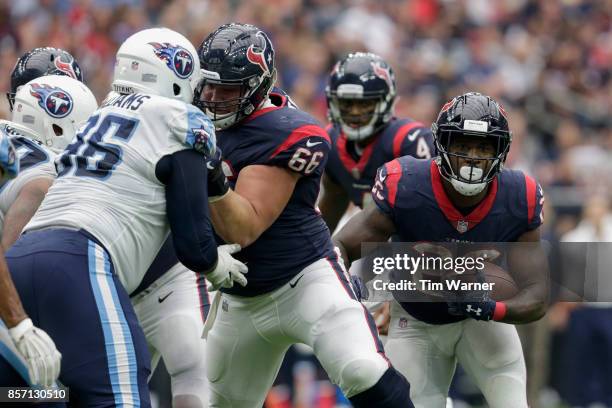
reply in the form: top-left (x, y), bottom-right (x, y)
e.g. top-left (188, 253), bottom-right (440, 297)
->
top-left (217, 88), bottom-right (336, 296)
top-left (325, 118), bottom-right (433, 207)
top-left (372, 156), bottom-right (544, 324)
top-left (26, 94), bottom-right (214, 294)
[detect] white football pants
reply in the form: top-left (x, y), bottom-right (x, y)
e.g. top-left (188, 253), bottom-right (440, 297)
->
top-left (385, 300), bottom-right (527, 408)
top-left (203, 256), bottom-right (390, 408)
top-left (132, 263), bottom-right (211, 407)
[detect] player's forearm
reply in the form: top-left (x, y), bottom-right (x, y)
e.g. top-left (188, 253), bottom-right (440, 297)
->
top-left (1, 179), bottom-right (51, 250)
top-left (502, 235), bottom-right (549, 323)
top-left (497, 283), bottom-right (548, 324)
top-left (332, 234), bottom-right (360, 266)
top-left (319, 174), bottom-right (349, 234)
top-left (0, 252), bottom-right (27, 328)
top-left (210, 190), bottom-right (264, 247)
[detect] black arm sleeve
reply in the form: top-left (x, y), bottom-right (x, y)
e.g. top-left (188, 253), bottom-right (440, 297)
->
top-left (155, 149), bottom-right (218, 272)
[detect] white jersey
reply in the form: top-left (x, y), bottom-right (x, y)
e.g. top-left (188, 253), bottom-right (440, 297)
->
top-left (0, 135), bottom-right (56, 234)
top-left (26, 93), bottom-right (216, 294)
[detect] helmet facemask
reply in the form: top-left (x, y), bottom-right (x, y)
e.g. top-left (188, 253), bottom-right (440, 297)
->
top-left (195, 68), bottom-right (275, 130)
top-left (327, 84), bottom-right (392, 142)
top-left (434, 120), bottom-right (511, 196)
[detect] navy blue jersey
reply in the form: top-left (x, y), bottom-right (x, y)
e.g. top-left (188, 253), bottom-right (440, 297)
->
top-left (325, 118), bottom-right (433, 207)
top-left (217, 89), bottom-right (336, 296)
top-left (372, 156), bottom-right (544, 324)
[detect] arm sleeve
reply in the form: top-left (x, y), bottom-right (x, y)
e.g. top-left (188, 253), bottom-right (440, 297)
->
top-left (155, 149), bottom-right (218, 272)
top-left (267, 125), bottom-right (331, 176)
top-left (0, 163), bottom-right (55, 214)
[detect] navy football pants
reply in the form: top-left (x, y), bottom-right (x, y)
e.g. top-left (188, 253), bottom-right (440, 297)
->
top-left (0, 229), bottom-right (151, 407)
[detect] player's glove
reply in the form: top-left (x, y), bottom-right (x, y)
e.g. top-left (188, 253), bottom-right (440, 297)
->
top-left (206, 148), bottom-right (230, 202)
top-left (206, 244), bottom-right (248, 290)
top-left (9, 318), bottom-right (61, 387)
top-left (447, 291), bottom-right (499, 321)
top-left (446, 271), bottom-right (507, 321)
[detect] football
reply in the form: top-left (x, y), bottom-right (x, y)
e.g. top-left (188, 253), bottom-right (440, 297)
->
top-left (449, 262), bottom-right (519, 301)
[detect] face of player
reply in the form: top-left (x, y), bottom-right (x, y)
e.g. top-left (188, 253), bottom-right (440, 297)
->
top-left (447, 135), bottom-right (497, 183)
top-left (200, 83), bottom-right (244, 115)
top-left (337, 98), bottom-right (378, 128)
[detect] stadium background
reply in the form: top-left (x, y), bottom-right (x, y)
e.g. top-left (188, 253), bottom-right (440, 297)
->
top-left (0, 0), bottom-right (611, 407)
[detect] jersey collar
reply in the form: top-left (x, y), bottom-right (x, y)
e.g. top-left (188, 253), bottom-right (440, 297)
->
top-left (244, 93), bottom-right (286, 122)
top-left (336, 131), bottom-right (380, 179)
top-left (429, 160), bottom-right (498, 233)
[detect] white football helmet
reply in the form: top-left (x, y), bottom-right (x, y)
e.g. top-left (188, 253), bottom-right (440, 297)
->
top-left (112, 28), bottom-right (201, 104)
top-left (10, 75), bottom-right (98, 153)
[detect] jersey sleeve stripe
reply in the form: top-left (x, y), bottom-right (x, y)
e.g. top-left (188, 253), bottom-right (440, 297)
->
top-left (524, 173), bottom-right (537, 224)
top-left (385, 159), bottom-right (402, 208)
top-left (326, 253), bottom-right (388, 360)
top-left (392, 121), bottom-right (424, 158)
top-left (269, 124), bottom-right (331, 159)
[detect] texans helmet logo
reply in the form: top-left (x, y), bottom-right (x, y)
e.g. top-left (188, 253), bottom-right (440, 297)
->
top-left (53, 55), bottom-right (79, 79)
top-left (372, 61), bottom-right (394, 91)
top-left (440, 98), bottom-right (456, 114)
top-left (149, 42), bottom-right (194, 79)
top-left (246, 32), bottom-right (271, 75)
top-left (29, 83), bottom-right (73, 118)
top-left (498, 103), bottom-right (509, 120)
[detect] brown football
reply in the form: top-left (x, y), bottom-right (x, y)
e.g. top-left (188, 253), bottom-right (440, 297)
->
top-left (448, 262), bottom-right (519, 301)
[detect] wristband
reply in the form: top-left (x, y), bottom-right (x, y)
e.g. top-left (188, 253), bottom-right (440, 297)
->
top-left (492, 302), bottom-right (507, 321)
top-left (9, 317), bottom-right (33, 341)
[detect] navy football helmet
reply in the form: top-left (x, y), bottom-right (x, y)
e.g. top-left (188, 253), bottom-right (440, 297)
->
top-left (7, 47), bottom-right (83, 111)
top-left (194, 23), bottom-right (276, 130)
top-left (326, 52), bottom-right (396, 142)
top-left (432, 92), bottom-right (512, 196)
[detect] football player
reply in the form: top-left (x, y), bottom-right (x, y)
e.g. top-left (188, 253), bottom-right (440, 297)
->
top-left (6, 47), bottom-right (83, 112)
top-left (0, 28), bottom-right (245, 406)
top-left (0, 74), bottom-right (95, 249)
top-left (194, 23), bottom-right (413, 408)
top-left (320, 52), bottom-right (433, 233)
top-left (0, 74), bottom-right (95, 390)
top-left (130, 236), bottom-right (213, 408)
top-left (0, 131), bottom-right (59, 389)
top-left (334, 92), bottom-right (548, 407)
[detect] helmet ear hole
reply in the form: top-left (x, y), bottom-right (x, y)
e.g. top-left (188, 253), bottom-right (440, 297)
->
top-left (52, 124), bottom-right (63, 136)
top-left (173, 84), bottom-right (181, 96)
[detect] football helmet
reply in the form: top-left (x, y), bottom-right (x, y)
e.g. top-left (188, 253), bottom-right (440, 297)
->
top-left (7, 47), bottom-right (83, 111)
top-left (10, 75), bottom-right (98, 153)
top-left (326, 52), bottom-right (396, 141)
top-left (432, 92), bottom-right (512, 196)
top-left (112, 27), bottom-right (200, 104)
top-left (194, 23), bottom-right (277, 130)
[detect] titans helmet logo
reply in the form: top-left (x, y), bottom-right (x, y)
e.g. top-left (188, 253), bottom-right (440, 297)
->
top-left (29, 83), bottom-right (73, 118)
top-left (149, 42), bottom-right (194, 79)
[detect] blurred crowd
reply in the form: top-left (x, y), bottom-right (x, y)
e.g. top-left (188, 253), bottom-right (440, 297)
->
top-left (1, 0), bottom-right (611, 406)
top-left (1, 0), bottom-right (611, 235)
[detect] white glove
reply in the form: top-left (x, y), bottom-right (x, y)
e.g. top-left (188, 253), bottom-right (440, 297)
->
top-left (9, 318), bottom-right (61, 387)
top-left (206, 244), bottom-right (248, 290)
